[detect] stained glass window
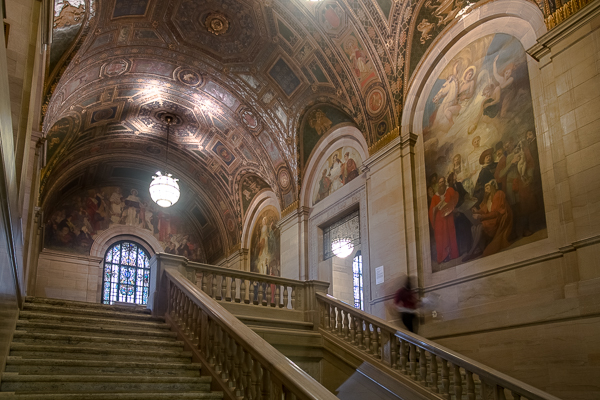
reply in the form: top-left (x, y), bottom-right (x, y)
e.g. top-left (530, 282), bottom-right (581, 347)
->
top-left (352, 251), bottom-right (363, 310)
top-left (102, 241), bottom-right (150, 305)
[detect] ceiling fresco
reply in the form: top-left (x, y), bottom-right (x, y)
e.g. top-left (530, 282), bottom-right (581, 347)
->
top-left (41, 0), bottom-right (546, 261)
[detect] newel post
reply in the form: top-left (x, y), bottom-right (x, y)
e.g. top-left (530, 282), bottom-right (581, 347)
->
top-left (148, 253), bottom-right (189, 317)
top-left (303, 280), bottom-right (330, 328)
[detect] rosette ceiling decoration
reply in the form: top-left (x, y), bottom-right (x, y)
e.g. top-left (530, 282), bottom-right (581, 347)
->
top-left (42, 0), bottom-right (483, 259)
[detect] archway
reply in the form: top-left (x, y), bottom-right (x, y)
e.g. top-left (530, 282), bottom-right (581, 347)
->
top-left (101, 240), bottom-right (151, 305)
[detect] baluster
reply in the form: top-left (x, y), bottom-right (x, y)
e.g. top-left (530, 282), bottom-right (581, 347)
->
top-left (201, 273), bottom-right (208, 293)
top-left (192, 305), bottom-right (200, 346)
top-left (266, 282), bottom-right (273, 307)
top-left (208, 321), bottom-right (216, 366)
top-left (276, 285), bottom-right (281, 308)
top-left (349, 314), bottom-right (356, 343)
top-left (364, 322), bottom-right (371, 354)
top-left (211, 273), bottom-right (217, 298)
top-left (174, 289), bottom-right (182, 323)
top-left (250, 281), bottom-right (256, 305)
top-left (242, 350), bottom-right (252, 399)
top-left (329, 306), bottom-right (336, 332)
top-left (183, 298), bottom-right (191, 335)
top-left (223, 275), bottom-right (229, 302)
top-left (258, 282), bottom-right (265, 306)
top-left (466, 371), bottom-right (475, 400)
top-left (453, 364), bottom-right (463, 400)
top-left (231, 341), bottom-right (241, 395)
top-left (372, 326), bottom-right (380, 359)
top-left (291, 286), bottom-right (296, 309)
top-left (441, 359), bottom-right (450, 400)
top-left (409, 344), bottom-right (417, 379)
top-left (231, 277), bottom-right (238, 303)
top-left (430, 354), bottom-right (439, 392)
top-left (221, 331), bottom-right (229, 381)
top-left (496, 386), bottom-right (507, 400)
top-left (399, 340), bottom-right (407, 373)
top-left (356, 317), bottom-right (364, 348)
top-left (241, 279), bottom-right (248, 304)
top-left (343, 311), bottom-right (350, 340)
top-left (419, 348), bottom-right (427, 383)
top-left (262, 368), bottom-right (271, 399)
top-left (337, 308), bottom-right (343, 336)
top-left (215, 326), bottom-right (223, 373)
top-left (282, 286), bottom-right (289, 309)
top-left (390, 337), bottom-right (398, 369)
top-left (511, 391), bottom-right (522, 400)
top-left (215, 275), bottom-right (222, 300)
top-left (251, 356), bottom-right (260, 400)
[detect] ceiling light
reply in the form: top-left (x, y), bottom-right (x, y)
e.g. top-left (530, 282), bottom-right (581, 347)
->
top-left (149, 115), bottom-right (180, 208)
top-left (332, 238), bottom-right (354, 258)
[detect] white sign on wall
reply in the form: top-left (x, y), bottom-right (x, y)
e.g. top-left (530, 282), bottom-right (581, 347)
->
top-left (375, 266), bottom-right (384, 285)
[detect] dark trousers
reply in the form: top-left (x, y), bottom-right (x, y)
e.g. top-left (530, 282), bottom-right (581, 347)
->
top-left (401, 312), bottom-right (417, 333)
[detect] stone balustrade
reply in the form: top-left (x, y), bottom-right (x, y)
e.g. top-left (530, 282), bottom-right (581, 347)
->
top-left (162, 267), bottom-right (338, 400)
top-left (317, 293), bottom-right (562, 400)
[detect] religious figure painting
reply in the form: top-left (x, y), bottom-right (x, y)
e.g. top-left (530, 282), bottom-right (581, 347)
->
top-left (422, 33), bottom-right (546, 272)
top-left (250, 207), bottom-right (281, 278)
top-left (44, 185), bottom-right (206, 262)
top-left (342, 32), bottom-right (376, 89)
top-left (312, 146), bottom-right (362, 205)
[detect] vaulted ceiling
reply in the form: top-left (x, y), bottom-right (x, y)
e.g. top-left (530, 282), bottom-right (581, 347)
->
top-left (42, 0), bottom-right (534, 257)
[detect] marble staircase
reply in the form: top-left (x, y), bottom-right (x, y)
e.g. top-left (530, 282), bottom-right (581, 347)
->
top-left (0, 297), bottom-right (223, 400)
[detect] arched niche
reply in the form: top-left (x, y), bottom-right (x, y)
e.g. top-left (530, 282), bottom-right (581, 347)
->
top-left (245, 201), bottom-right (281, 277)
top-left (301, 125), bottom-right (369, 209)
top-left (90, 225), bottom-right (164, 258)
top-left (401, 0), bottom-right (557, 283)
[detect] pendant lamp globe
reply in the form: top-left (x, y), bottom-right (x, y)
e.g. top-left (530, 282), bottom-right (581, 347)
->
top-left (150, 114), bottom-right (180, 208)
top-left (331, 238), bottom-right (354, 258)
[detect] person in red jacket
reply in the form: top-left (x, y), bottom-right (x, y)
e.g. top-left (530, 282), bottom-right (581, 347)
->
top-left (394, 277), bottom-right (419, 333)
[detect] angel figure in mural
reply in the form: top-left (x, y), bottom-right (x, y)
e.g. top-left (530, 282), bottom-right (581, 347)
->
top-left (431, 62), bottom-right (461, 133)
top-left (308, 109), bottom-right (332, 136)
top-left (109, 188), bottom-right (124, 225)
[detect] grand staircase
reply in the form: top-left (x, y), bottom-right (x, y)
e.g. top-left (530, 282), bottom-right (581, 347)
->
top-left (0, 297), bottom-right (223, 400)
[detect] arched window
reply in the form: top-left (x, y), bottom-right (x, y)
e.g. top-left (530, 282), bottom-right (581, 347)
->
top-left (353, 251), bottom-right (363, 310)
top-left (102, 241), bottom-right (151, 305)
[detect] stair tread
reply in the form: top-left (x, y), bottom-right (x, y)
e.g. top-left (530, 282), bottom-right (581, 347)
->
top-left (16, 320), bottom-right (176, 337)
top-left (5, 357), bottom-right (201, 369)
top-left (10, 343), bottom-right (191, 357)
top-left (12, 332), bottom-right (183, 347)
top-left (22, 304), bottom-right (162, 322)
top-left (18, 312), bottom-right (170, 329)
top-left (0, 392), bottom-right (223, 399)
top-left (1, 373), bottom-right (210, 383)
top-left (24, 297), bottom-right (151, 315)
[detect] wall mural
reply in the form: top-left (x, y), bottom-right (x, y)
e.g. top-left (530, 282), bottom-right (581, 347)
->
top-left (250, 207), bottom-right (280, 277)
top-left (422, 33), bottom-right (546, 272)
top-left (51, 0), bottom-right (86, 74)
top-left (240, 175), bottom-right (271, 217)
top-left (44, 185), bottom-right (206, 262)
top-left (312, 146), bottom-right (362, 205)
top-left (300, 105), bottom-right (354, 171)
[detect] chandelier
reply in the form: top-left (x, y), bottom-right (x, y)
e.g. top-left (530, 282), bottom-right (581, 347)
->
top-left (149, 115), bottom-right (180, 208)
top-left (331, 238), bottom-right (354, 258)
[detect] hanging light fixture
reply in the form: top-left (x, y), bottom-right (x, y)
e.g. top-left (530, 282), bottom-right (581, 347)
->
top-left (149, 114), bottom-right (180, 208)
top-left (331, 238), bottom-right (354, 258)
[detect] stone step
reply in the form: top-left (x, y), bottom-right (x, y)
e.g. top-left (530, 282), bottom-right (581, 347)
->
top-left (21, 303), bottom-right (163, 323)
top-left (12, 332), bottom-right (184, 351)
top-left (9, 344), bottom-right (192, 363)
top-left (0, 373), bottom-right (211, 393)
top-left (24, 297), bottom-right (151, 315)
top-left (5, 357), bottom-right (202, 377)
top-left (0, 392), bottom-right (223, 399)
top-left (18, 312), bottom-right (170, 331)
top-left (16, 320), bottom-right (177, 340)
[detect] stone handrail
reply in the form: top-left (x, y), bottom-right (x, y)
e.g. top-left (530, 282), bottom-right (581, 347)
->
top-left (317, 293), bottom-right (562, 400)
top-left (163, 267), bottom-right (339, 400)
top-left (168, 259), bottom-right (329, 318)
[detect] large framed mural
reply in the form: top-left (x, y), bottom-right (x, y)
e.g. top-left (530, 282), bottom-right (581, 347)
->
top-left (250, 207), bottom-right (280, 277)
top-left (312, 146), bottom-right (362, 205)
top-left (422, 33), bottom-right (546, 272)
top-left (44, 185), bottom-right (206, 262)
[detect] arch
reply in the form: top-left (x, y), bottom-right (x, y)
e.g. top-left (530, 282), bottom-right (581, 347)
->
top-left (101, 240), bottom-right (151, 305)
top-left (301, 125), bottom-right (368, 208)
top-left (90, 225), bottom-right (164, 258)
top-left (402, 0), bottom-right (545, 133)
top-left (241, 190), bottom-right (281, 251)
